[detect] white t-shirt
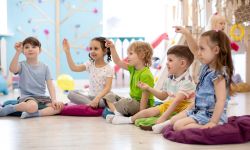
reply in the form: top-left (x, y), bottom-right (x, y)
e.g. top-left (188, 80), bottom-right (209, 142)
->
top-left (162, 70), bottom-right (196, 102)
top-left (85, 61), bottom-right (114, 96)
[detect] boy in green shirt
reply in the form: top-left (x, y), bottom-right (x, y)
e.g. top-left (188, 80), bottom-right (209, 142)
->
top-left (104, 40), bottom-right (154, 122)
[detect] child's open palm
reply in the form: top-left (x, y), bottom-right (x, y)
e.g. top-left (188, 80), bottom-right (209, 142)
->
top-left (62, 39), bottom-right (70, 53)
top-left (137, 81), bottom-right (149, 90)
top-left (105, 40), bottom-right (115, 49)
top-left (14, 42), bottom-right (23, 53)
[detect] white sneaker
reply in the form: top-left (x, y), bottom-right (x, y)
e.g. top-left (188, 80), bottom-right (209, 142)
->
top-left (106, 114), bottom-right (115, 123)
top-left (152, 120), bottom-right (170, 134)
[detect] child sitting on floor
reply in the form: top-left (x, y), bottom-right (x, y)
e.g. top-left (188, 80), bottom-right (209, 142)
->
top-left (106, 45), bottom-right (196, 133)
top-left (169, 30), bottom-right (234, 131)
top-left (63, 37), bottom-right (113, 108)
top-left (104, 40), bottom-right (154, 122)
top-left (0, 37), bottom-right (64, 118)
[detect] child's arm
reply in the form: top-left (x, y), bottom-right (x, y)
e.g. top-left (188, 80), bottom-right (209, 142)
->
top-left (202, 78), bottom-right (227, 129)
top-left (46, 80), bottom-right (64, 110)
top-left (139, 90), bottom-right (150, 110)
top-left (185, 101), bottom-right (194, 110)
top-left (88, 77), bottom-right (113, 108)
top-left (9, 42), bottom-right (22, 73)
top-left (174, 26), bottom-right (199, 58)
top-left (63, 39), bottom-right (86, 72)
top-left (138, 82), bottom-right (168, 100)
top-left (46, 80), bottom-right (56, 102)
top-left (105, 40), bottom-right (128, 70)
top-left (156, 93), bottom-right (186, 124)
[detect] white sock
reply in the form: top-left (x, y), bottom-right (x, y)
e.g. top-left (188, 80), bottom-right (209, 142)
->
top-left (20, 111), bottom-right (40, 119)
top-left (114, 110), bottom-right (122, 116)
top-left (152, 120), bottom-right (170, 134)
top-left (0, 105), bottom-right (16, 116)
top-left (106, 114), bottom-right (115, 123)
top-left (112, 116), bottom-right (133, 124)
top-left (229, 99), bottom-right (238, 105)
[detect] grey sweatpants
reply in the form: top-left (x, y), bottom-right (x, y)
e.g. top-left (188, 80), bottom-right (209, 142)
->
top-left (67, 90), bottom-right (106, 108)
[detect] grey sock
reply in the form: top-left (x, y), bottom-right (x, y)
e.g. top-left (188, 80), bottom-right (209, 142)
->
top-left (0, 105), bottom-right (16, 117)
top-left (21, 111), bottom-right (40, 119)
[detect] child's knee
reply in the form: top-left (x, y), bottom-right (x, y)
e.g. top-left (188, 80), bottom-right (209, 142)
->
top-left (67, 91), bottom-right (76, 100)
top-left (26, 102), bottom-right (38, 113)
top-left (170, 115), bottom-right (177, 124)
top-left (103, 92), bottom-right (120, 103)
top-left (173, 120), bottom-right (183, 131)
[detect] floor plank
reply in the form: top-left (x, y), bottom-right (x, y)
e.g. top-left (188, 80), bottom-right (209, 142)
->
top-left (1, 90), bottom-right (250, 150)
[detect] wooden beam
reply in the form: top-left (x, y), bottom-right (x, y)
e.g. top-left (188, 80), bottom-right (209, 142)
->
top-left (182, 0), bottom-right (189, 26)
top-left (205, 0), bottom-right (212, 25)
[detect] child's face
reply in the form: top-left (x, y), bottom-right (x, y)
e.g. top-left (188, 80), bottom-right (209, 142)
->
top-left (215, 19), bottom-right (225, 31)
top-left (197, 36), bottom-right (218, 66)
top-left (127, 50), bottom-right (141, 66)
top-left (213, 16), bottom-right (226, 31)
top-left (166, 54), bottom-right (185, 75)
top-left (23, 43), bottom-right (40, 59)
top-left (89, 40), bottom-right (105, 61)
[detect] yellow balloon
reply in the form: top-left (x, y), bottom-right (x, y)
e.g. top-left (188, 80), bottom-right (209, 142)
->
top-left (57, 74), bottom-right (75, 91)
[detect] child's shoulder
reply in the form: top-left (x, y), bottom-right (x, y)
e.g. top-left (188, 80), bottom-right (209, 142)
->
top-left (177, 70), bottom-right (193, 82)
top-left (212, 66), bottom-right (229, 82)
top-left (134, 66), bottom-right (152, 75)
top-left (139, 67), bottom-right (154, 80)
top-left (84, 61), bottom-right (94, 67)
top-left (35, 62), bottom-right (49, 69)
top-left (105, 63), bottom-right (114, 71)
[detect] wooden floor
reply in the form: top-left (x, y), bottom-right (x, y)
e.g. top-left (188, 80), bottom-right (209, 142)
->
top-left (1, 89), bottom-right (250, 150)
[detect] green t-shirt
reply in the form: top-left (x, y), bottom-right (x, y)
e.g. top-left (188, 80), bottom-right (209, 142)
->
top-left (128, 65), bottom-right (154, 106)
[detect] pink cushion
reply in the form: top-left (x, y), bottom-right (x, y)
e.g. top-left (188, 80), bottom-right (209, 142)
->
top-left (60, 104), bottom-right (103, 116)
top-left (162, 115), bottom-right (250, 144)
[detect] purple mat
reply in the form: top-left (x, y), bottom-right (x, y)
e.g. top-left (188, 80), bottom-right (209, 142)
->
top-left (60, 104), bottom-right (103, 116)
top-left (162, 115), bottom-right (250, 144)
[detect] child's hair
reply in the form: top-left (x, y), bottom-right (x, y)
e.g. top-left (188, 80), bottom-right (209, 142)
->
top-left (127, 41), bottom-right (153, 67)
top-left (167, 45), bottom-right (194, 67)
top-left (22, 37), bottom-right (41, 49)
top-left (89, 37), bottom-right (111, 62)
top-left (201, 30), bottom-right (234, 92)
top-left (207, 12), bottom-right (226, 30)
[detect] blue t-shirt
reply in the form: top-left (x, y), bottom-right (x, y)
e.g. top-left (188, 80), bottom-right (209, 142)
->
top-left (17, 61), bottom-right (52, 99)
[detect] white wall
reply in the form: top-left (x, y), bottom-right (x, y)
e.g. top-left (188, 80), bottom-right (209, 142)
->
top-left (0, 0), bottom-right (8, 34)
top-left (103, 0), bottom-right (173, 42)
top-left (233, 53), bottom-right (246, 82)
top-left (102, 0), bottom-right (178, 67)
top-left (0, 0), bottom-right (8, 75)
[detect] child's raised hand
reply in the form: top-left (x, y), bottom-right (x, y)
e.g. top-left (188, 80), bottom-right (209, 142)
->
top-left (173, 26), bottom-right (189, 35)
top-left (14, 42), bottom-right (23, 53)
top-left (105, 40), bottom-right (115, 49)
top-left (137, 81), bottom-right (149, 90)
top-left (62, 39), bottom-right (70, 53)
